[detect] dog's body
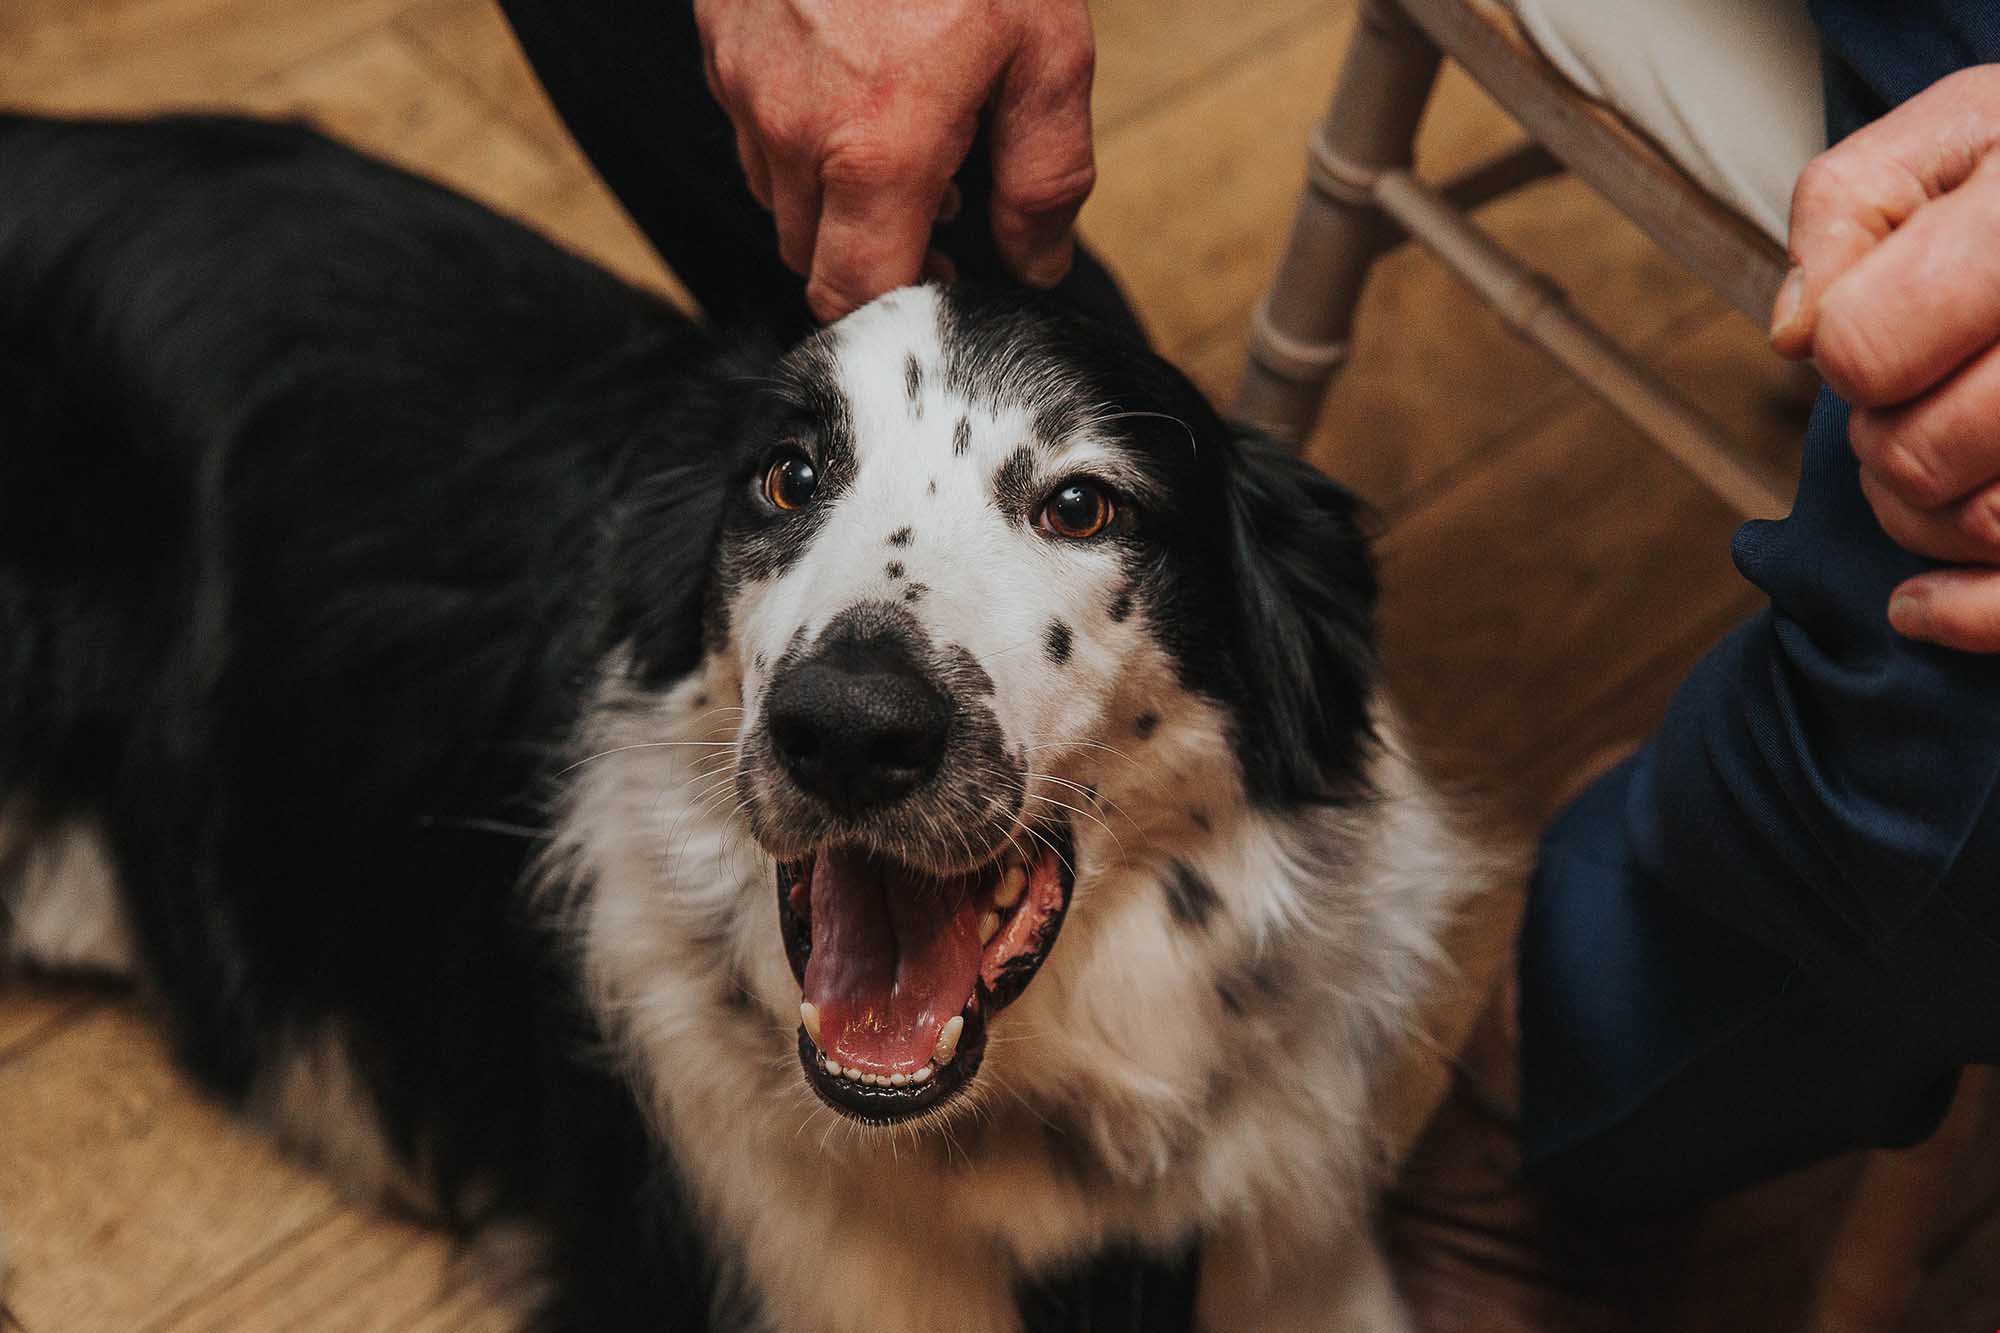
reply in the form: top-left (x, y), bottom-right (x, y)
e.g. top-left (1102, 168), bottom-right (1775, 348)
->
top-left (0, 114), bottom-right (1476, 1331)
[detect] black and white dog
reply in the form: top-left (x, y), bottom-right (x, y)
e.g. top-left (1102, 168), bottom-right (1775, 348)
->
top-left (0, 114), bottom-right (1475, 1331)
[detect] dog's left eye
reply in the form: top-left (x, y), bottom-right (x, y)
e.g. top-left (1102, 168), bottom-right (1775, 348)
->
top-left (764, 453), bottom-right (819, 512)
top-left (1036, 479), bottom-right (1116, 541)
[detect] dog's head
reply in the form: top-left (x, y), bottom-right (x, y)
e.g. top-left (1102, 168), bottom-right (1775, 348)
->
top-left (604, 284), bottom-right (1376, 1128)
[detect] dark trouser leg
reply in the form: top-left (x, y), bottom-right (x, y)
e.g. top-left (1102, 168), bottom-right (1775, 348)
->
top-left (1521, 0), bottom-right (2000, 1213)
top-left (494, 0), bottom-right (1145, 343)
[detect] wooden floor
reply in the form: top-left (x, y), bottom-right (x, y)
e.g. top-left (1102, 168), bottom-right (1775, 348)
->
top-left (2, 1), bottom-right (1995, 1329)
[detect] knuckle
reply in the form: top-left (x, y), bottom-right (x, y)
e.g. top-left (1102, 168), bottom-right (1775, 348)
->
top-left (997, 160), bottom-right (1096, 221)
top-left (1789, 156), bottom-right (1844, 229)
top-left (818, 132), bottom-right (917, 190)
top-left (1875, 432), bottom-right (1955, 509)
top-left (749, 102), bottom-right (812, 156)
top-left (1856, 413), bottom-right (1954, 508)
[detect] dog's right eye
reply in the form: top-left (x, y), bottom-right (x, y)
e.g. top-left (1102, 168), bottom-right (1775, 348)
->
top-left (764, 453), bottom-right (819, 512)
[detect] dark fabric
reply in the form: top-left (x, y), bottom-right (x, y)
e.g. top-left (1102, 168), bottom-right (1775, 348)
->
top-left (494, 0), bottom-right (1145, 344)
top-left (1522, 0), bottom-right (2000, 1211)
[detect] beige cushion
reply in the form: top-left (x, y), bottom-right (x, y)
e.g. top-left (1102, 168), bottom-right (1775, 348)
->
top-left (1501, 0), bottom-right (1824, 244)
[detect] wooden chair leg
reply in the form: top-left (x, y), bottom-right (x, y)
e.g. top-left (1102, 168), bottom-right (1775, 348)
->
top-left (1234, 0), bottom-right (1441, 445)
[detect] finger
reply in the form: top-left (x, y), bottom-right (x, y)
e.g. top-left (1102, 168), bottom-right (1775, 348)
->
top-left (1773, 66), bottom-right (2000, 359)
top-left (769, 155), bottom-right (822, 278)
top-left (1813, 157), bottom-right (2000, 407)
top-left (1888, 566), bottom-right (2000, 652)
top-left (736, 125), bottom-right (773, 210)
top-left (1850, 338), bottom-right (2000, 508)
top-left (987, 6), bottom-right (1096, 287)
top-left (806, 145), bottom-right (952, 321)
top-left (1858, 467), bottom-right (2000, 564)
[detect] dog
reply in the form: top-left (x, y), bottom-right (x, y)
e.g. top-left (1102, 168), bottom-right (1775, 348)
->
top-left (0, 112), bottom-right (1479, 1331)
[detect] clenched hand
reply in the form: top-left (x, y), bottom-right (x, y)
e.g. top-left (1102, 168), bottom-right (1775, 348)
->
top-left (696, 0), bottom-right (1096, 323)
top-left (1772, 65), bottom-right (2000, 651)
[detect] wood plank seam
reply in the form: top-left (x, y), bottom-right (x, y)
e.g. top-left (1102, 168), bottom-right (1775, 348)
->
top-left (1096, 3), bottom-right (1334, 139)
top-left (388, 15), bottom-right (571, 170)
top-left (132, 1198), bottom-right (347, 1333)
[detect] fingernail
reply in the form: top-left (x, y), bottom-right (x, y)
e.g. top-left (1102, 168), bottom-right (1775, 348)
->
top-left (1769, 267), bottom-right (1806, 352)
top-left (1889, 588), bottom-right (1928, 637)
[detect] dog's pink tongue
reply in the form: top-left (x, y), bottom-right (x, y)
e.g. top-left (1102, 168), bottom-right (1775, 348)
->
top-left (804, 848), bottom-right (981, 1076)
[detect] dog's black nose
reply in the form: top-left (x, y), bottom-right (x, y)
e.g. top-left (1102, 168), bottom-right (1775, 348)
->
top-left (767, 637), bottom-right (951, 816)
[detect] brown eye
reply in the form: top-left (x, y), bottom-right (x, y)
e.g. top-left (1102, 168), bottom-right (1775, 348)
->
top-left (1038, 479), bottom-right (1116, 540)
top-left (764, 454), bottom-right (818, 511)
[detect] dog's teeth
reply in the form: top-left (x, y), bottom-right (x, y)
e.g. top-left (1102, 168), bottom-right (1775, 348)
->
top-left (890, 1072), bottom-right (909, 1087)
top-left (800, 1001), bottom-right (821, 1044)
top-left (994, 865), bottom-right (1027, 909)
top-left (978, 912), bottom-right (1000, 944)
top-left (933, 1015), bottom-right (964, 1067)
top-left (824, 1058), bottom-right (843, 1078)
top-left (912, 1065), bottom-right (932, 1084)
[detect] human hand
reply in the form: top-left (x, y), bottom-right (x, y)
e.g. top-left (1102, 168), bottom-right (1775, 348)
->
top-left (695, 0), bottom-right (1095, 323)
top-left (1770, 65), bottom-right (2000, 651)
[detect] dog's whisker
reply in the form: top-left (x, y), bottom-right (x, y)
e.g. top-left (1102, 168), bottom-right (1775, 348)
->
top-left (558, 740), bottom-right (736, 776)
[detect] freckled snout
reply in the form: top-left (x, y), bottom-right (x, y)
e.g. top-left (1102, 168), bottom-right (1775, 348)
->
top-left (766, 631), bottom-right (951, 817)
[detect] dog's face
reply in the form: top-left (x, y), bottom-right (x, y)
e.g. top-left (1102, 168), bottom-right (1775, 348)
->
top-left (608, 284), bottom-right (1377, 1128)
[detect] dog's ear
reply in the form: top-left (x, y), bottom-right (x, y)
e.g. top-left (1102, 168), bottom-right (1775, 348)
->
top-left (1219, 429), bottom-right (1379, 806)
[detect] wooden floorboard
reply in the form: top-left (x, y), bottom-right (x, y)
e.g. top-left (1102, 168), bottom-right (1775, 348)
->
top-left (3, 0), bottom-right (1994, 1328)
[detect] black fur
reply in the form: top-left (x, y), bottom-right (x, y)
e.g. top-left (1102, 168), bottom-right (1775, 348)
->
top-left (0, 112), bottom-right (741, 1331)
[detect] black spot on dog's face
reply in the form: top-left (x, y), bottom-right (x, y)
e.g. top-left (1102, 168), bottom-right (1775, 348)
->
top-left (905, 353), bottom-right (923, 406)
top-left (927, 478), bottom-right (939, 496)
top-left (1044, 620), bottom-right (1072, 665)
top-left (887, 526), bottom-right (913, 547)
top-left (994, 445), bottom-right (1039, 520)
top-left (1107, 585), bottom-right (1134, 624)
top-left (1133, 712), bottom-right (1158, 739)
top-left (885, 560), bottom-right (904, 580)
top-left (1163, 860), bottom-right (1220, 927)
top-left (902, 582), bottom-right (929, 604)
top-left (1189, 808), bottom-right (1211, 832)
top-left (952, 417), bottom-right (970, 457)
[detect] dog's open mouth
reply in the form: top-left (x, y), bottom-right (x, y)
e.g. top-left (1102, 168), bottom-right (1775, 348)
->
top-left (777, 826), bottom-right (1074, 1123)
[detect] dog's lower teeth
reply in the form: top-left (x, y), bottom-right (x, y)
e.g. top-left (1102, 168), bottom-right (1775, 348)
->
top-left (824, 1058), bottom-right (842, 1078)
top-left (890, 1072), bottom-right (908, 1087)
top-left (933, 1015), bottom-right (964, 1067)
top-left (912, 1065), bottom-right (932, 1084)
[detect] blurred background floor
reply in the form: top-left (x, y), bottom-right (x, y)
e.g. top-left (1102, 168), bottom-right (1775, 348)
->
top-left (2, 1), bottom-right (1990, 1329)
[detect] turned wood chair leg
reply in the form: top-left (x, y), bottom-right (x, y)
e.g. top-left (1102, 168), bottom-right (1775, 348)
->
top-left (1234, 0), bottom-right (1441, 446)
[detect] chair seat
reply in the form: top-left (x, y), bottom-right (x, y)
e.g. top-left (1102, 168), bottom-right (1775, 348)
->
top-left (1501, 0), bottom-right (1824, 244)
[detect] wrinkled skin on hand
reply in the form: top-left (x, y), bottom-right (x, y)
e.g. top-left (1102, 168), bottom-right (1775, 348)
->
top-left (695, 0), bottom-right (1095, 322)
